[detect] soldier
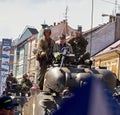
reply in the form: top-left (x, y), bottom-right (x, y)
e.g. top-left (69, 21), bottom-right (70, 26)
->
top-left (36, 26), bottom-right (55, 90)
top-left (54, 34), bottom-right (73, 53)
top-left (68, 31), bottom-right (90, 64)
top-left (6, 72), bottom-right (18, 94)
top-left (21, 73), bottom-right (32, 96)
top-left (53, 34), bottom-right (73, 63)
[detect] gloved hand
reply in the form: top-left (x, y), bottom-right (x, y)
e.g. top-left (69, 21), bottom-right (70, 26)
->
top-left (36, 51), bottom-right (47, 63)
top-left (54, 52), bottom-right (62, 62)
top-left (40, 51), bottom-right (47, 58)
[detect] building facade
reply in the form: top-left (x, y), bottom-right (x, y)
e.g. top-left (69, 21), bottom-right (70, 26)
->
top-left (84, 14), bottom-right (120, 56)
top-left (93, 40), bottom-right (120, 80)
top-left (14, 26), bottom-right (38, 82)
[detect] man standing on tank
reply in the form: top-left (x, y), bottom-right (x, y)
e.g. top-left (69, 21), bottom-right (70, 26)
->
top-left (36, 26), bottom-right (55, 90)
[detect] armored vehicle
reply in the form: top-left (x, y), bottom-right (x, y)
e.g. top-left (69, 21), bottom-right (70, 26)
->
top-left (22, 47), bottom-right (117, 115)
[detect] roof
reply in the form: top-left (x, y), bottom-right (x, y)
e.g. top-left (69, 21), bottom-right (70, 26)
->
top-left (83, 23), bottom-right (108, 36)
top-left (94, 39), bottom-right (120, 57)
top-left (17, 26), bottom-right (38, 46)
top-left (50, 20), bottom-right (76, 41)
top-left (85, 21), bottom-right (116, 56)
top-left (28, 27), bottom-right (38, 34)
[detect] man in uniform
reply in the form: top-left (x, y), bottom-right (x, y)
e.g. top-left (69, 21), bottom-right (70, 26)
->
top-left (68, 31), bottom-right (90, 64)
top-left (54, 34), bottom-right (73, 53)
top-left (21, 73), bottom-right (33, 96)
top-left (36, 26), bottom-right (55, 90)
top-left (53, 34), bottom-right (73, 63)
top-left (6, 72), bottom-right (18, 94)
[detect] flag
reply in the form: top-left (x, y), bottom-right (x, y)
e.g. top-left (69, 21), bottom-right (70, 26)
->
top-left (54, 77), bottom-right (120, 115)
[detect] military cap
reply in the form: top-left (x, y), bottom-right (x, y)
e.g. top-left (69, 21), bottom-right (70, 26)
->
top-left (59, 34), bottom-right (66, 39)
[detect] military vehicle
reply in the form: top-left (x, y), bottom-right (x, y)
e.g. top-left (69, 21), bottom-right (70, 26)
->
top-left (22, 47), bottom-right (117, 115)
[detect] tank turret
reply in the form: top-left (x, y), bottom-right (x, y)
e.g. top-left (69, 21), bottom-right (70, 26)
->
top-left (43, 67), bottom-right (70, 93)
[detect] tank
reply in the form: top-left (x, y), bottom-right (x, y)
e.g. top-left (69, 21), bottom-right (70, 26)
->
top-left (22, 48), bottom-right (117, 115)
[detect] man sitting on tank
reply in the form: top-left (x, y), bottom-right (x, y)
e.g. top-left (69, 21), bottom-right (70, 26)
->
top-left (68, 30), bottom-right (90, 64)
top-left (53, 34), bottom-right (74, 64)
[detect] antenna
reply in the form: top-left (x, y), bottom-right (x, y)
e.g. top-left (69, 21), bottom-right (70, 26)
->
top-left (115, 0), bottom-right (117, 15)
top-left (65, 6), bottom-right (68, 22)
top-left (64, 6), bottom-right (69, 35)
top-left (118, 4), bottom-right (120, 13)
top-left (101, 0), bottom-right (120, 15)
top-left (44, 20), bottom-right (46, 24)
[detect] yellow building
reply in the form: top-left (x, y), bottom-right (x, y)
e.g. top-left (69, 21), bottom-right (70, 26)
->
top-left (93, 40), bottom-right (120, 80)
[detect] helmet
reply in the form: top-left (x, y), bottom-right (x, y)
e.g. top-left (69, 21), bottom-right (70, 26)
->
top-left (43, 67), bottom-right (70, 93)
top-left (43, 26), bottom-right (51, 35)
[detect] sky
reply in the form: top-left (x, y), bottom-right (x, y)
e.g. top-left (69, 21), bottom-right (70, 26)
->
top-left (0, 0), bottom-right (120, 40)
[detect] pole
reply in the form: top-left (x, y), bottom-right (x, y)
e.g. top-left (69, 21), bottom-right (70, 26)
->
top-left (65, 6), bottom-right (68, 35)
top-left (90, 0), bottom-right (94, 56)
top-left (115, 0), bottom-right (117, 15)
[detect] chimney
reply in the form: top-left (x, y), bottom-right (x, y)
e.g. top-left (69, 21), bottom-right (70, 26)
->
top-left (63, 19), bottom-right (66, 23)
top-left (77, 25), bottom-right (82, 33)
top-left (109, 15), bottom-right (115, 22)
top-left (54, 22), bottom-right (56, 26)
top-left (115, 13), bottom-right (120, 41)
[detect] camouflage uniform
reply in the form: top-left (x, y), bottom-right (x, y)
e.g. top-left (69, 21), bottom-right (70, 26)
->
top-left (21, 76), bottom-right (32, 96)
top-left (68, 35), bottom-right (90, 64)
top-left (6, 77), bottom-right (18, 89)
top-left (6, 74), bottom-right (18, 94)
top-left (36, 36), bottom-right (55, 90)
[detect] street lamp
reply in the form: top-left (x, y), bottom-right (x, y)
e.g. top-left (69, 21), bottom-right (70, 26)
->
top-left (102, 14), bottom-right (116, 22)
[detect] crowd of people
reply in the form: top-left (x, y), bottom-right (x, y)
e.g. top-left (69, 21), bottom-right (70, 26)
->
top-left (2, 25), bottom-right (120, 115)
top-left (5, 72), bottom-right (33, 96)
top-left (4, 26), bottom-right (89, 93)
top-left (1, 26), bottom-right (90, 114)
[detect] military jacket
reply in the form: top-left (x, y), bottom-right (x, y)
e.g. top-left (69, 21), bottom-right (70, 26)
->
top-left (53, 42), bottom-right (73, 54)
top-left (68, 36), bottom-right (88, 57)
top-left (21, 79), bottom-right (32, 90)
top-left (6, 77), bottom-right (18, 89)
top-left (36, 36), bottom-right (55, 61)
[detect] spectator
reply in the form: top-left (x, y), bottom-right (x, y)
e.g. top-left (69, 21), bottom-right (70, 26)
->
top-left (21, 73), bottom-right (33, 96)
top-left (0, 96), bottom-right (18, 115)
top-left (6, 72), bottom-right (18, 94)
